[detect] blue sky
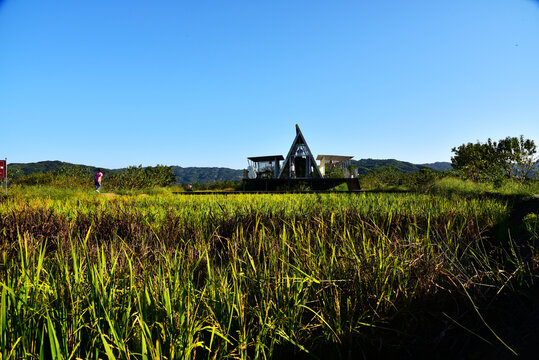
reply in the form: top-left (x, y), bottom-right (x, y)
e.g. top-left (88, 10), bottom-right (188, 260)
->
top-left (1, 0), bottom-right (538, 169)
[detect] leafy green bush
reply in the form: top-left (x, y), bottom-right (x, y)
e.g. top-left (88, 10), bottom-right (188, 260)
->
top-left (107, 165), bottom-right (176, 190)
top-left (401, 168), bottom-right (444, 191)
top-left (12, 165), bottom-right (91, 188)
top-left (432, 176), bottom-right (539, 197)
top-left (12, 164), bottom-right (177, 192)
top-left (524, 213), bottom-right (538, 240)
top-left (359, 167), bottom-right (401, 189)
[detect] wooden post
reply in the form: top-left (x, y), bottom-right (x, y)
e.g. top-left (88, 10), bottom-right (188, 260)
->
top-left (4, 158), bottom-right (6, 196)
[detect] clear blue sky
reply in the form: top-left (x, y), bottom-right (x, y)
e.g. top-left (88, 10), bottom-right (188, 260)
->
top-left (1, 0), bottom-right (538, 169)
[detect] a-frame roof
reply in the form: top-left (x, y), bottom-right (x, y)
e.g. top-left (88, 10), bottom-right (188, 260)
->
top-left (278, 124), bottom-right (322, 178)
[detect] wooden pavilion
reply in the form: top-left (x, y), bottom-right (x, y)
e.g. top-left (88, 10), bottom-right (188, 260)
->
top-left (243, 125), bottom-right (360, 191)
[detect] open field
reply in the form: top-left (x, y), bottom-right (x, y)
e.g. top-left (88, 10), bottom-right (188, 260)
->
top-left (0, 183), bottom-right (537, 359)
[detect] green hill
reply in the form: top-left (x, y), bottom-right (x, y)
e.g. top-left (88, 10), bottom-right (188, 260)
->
top-left (420, 162), bottom-right (453, 171)
top-left (172, 166), bottom-right (243, 184)
top-left (7, 161), bottom-right (243, 184)
top-left (8, 161), bottom-right (106, 176)
top-left (353, 159), bottom-right (417, 175)
top-left (352, 159), bottom-right (452, 175)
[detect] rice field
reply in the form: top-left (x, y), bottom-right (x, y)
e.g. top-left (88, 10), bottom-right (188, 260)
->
top-left (0, 189), bottom-right (536, 359)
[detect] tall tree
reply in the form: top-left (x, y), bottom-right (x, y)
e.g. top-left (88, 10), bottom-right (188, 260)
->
top-left (452, 136), bottom-right (537, 181)
top-left (497, 135), bottom-right (537, 180)
top-left (451, 139), bottom-right (504, 181)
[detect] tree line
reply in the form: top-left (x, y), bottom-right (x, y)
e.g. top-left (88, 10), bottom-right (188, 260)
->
top-left (9, 165), bottom-right (177, 190)
top-left (358, 135), bottom-right (537, 190)
top-left (451, 135), bottom-right (537, 182)
top-left (4, 135), bottom-right (536, 192)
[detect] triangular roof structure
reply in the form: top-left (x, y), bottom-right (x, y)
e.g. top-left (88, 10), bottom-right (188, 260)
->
top-left (278, 125), bottom-right (322, 179)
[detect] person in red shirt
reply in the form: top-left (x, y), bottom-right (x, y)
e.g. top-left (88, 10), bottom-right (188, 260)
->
top-left (94, 169), bottom-right (103, 192)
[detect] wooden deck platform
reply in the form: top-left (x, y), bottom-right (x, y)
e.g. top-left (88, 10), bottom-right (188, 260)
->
top-left (172, 178), bottom-right (361, 195)
top-left (241, 177), bottom-right (360, 192)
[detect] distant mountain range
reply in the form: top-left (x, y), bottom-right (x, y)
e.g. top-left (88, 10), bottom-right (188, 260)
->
top-left (352, 159), bottom-right (452, 175)
top-left (171, 167), bottom-right (243, 184)
top-left (8, 159), bottom-right (452, 184)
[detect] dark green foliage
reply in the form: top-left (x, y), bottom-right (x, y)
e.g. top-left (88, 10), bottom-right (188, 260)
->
top-left (359, 167), bottom-right (451, 191)
top-left (420, 161), bottom-right (453, 171)
top-left (7, 160), bottom-right (454, 187)
top-left (12, 165), bottom-right (93, 187)
top-left (186, 180), bottom-right (242, 191)
top-left (497, 135), bottom-right (538, 179)
top-left (401, 167), bottom-right (444, 191)
top-left (8, 160), bottom-right (101, 176)
top-left (11, 164), bottom-right (176, 190)
top-left (352, 159), bottom-right (453, 176)
top-left (107, 165), bottom-right (177, 189)
top-left (359, 167), bottom-right (401, 189)
top-left (524, 213), bottom-right (538, 241)
top-left (323, 165), bottom-right (344, 178)
top-left (172, 166), bottom-right (243, 184)
top-left (451, 139), bottom-right (504, 181)
top-left (352, 159), bottom-right (423, 175)
top-left (452, 135), bottom-right (537, 181)
top-left (9, 161), bottom-right (245, 185)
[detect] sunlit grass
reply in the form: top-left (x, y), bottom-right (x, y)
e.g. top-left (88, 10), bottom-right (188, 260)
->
top-left (0, 186), bottom-right (536, 358)
top-left (432, 177), bottom-right (539, 197)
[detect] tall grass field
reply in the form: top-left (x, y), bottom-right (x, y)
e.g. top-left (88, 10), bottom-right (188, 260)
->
top-left (0, 183), bottom-right (537, 358)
